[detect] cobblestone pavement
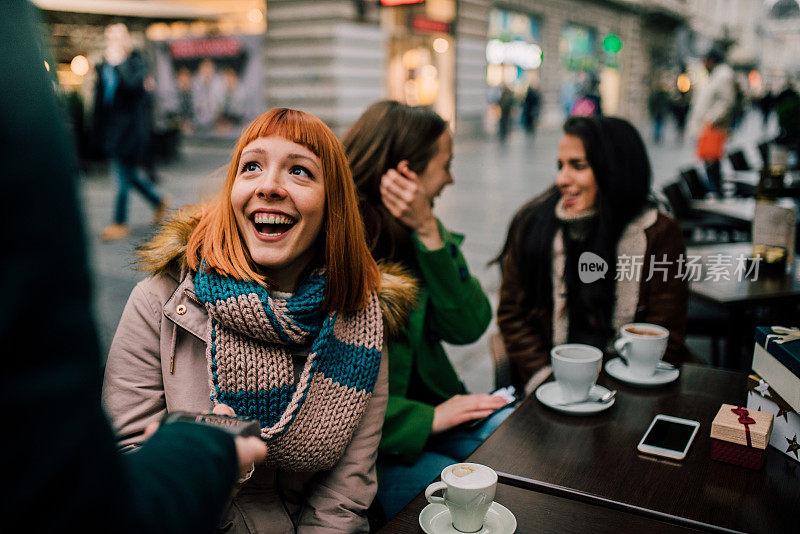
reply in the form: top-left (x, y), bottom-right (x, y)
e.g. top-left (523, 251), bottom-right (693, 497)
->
top-left (81, 112), bottom-right (775, 392)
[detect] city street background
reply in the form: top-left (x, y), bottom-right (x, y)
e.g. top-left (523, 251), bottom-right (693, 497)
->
top-left (81, 111), bottom-right (776, 393)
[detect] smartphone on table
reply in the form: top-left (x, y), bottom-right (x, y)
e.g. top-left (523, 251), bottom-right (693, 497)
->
top-left (637, 414), bottom-right (700, 460)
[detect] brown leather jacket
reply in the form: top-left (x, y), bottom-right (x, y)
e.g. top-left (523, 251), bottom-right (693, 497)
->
top-left (498, 206), bottom-right (689, 387)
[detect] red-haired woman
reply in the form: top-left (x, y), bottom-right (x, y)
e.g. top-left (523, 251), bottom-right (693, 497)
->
top-left (103, 108), bottom-right (416, 533)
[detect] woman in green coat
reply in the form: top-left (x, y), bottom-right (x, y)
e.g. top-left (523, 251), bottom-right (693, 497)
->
top-left (343, 101), bottom-right (513, 519)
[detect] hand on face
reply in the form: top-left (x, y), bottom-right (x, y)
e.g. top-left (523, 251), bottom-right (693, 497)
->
top-left (379, 130), bottom-right (453, 249)
top-left (230, 136), bottom-right (326, 292)
top-left (379, 160), bottom-right (438, 236)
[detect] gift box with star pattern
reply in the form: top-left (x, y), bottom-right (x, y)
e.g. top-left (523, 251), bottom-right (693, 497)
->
top-left (710, 404), bottom-right (773, 469)
top-left (747, 373), bottom-right (800, 464)
top-left (752, 326), bottom-right (800, 412)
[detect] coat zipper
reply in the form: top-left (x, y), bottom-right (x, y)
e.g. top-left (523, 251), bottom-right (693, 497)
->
top-left (184, 288), bottom-right (202, 305)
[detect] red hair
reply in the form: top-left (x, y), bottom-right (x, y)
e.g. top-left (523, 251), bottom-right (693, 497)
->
top-left (186, 108), bottom-right (380, 312)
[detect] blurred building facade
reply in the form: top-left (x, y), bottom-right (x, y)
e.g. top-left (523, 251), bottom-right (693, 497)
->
top-left (760, 0), bottom-right (800, 88)
top-left (680, 0), bottom-right (800, 102)
top-left (264, 0), bottom-right (690, 134)
top-left (37, 0), bottom-right (696, 137)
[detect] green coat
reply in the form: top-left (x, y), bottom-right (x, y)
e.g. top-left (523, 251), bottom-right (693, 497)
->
top-left (379, 221), bottom-right (492, 465)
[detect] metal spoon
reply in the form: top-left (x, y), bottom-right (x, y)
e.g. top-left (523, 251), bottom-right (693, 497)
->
top-left (619, 355), bottom-right (676, 371)
top-left (556, 389), bottom-right (616, 406)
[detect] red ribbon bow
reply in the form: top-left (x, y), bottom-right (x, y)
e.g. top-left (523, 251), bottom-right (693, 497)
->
top-left (731, 407), bottom-right (755, 447)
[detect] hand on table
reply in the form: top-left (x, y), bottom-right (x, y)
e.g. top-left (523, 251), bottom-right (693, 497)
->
top-left (431, 394), bottom-right (510, 435)
top-left (380, 160), bottom-right (443, 250)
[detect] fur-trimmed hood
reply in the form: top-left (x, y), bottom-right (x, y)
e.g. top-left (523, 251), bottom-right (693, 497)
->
top-left (136, 205), bottom-right (417, 337)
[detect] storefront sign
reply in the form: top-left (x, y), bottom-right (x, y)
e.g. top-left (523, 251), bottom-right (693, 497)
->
top-left (168, 36), bottom-right (242, 59)
top-left (381, 0), bottom-right (424, 6)
top-left (411, 15), bottom-right (450, 34)
top-left (152, 34), bottom-right (264, 139)
top-left (486, 39), bottom-right (542, 69)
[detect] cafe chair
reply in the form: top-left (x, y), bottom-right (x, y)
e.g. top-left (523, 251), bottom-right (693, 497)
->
top-left (679, 167), bottom-right (709, 200)
top-left (489, 332), bottom-right (514, 390)
top-left (728, 149), bottom-right (751, 171)
top-left (660, 182), bottom-right (747, 245)
top-left (686, 298), bottom-right (728, 367)
top-left (758, 141), bottom-right (770, 167)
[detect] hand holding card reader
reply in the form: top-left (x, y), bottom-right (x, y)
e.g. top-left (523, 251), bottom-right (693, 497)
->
top-left (162, 411), bottom-right (262, 438)
top-left (637, 414), bottom-right (700, 460)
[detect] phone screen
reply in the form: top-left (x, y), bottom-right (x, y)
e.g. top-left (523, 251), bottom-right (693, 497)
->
top-left (642, 419), bottom-right (696, 451)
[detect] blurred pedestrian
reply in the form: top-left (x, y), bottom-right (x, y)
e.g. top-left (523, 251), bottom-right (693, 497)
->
top-left (142, 74), bottom-right (162, 183)
top-left (215, 66), bottom-right (246, 133)
top-left (758, 86), bottom-right (775, 128)
top-left (343, 101), bottom-right (512, 520)
top-left (522, 82), bottom-right (542, 135)
top-left (175, 65), bottom-right (195, 134)
top-left (192, 58), bottom-right (225, 133)
top-left (497, 83), bottom-right (515, 141)
top-left (775, 81), bottom-right (800, 144)
top-left (671, 88), bottom-right (691, 145)
top-left (648, 82), bottom-right (671, 144)
top-left (2, 2), bottom-right (266, 532)
top-left (571, 72), bottom-right (602, 117)
top-left (687, 48), bottom-right (736, 196)
top-left (92, 23), bottom-right (168, 241)
top-left (730, 78), bottom-right (746, 131)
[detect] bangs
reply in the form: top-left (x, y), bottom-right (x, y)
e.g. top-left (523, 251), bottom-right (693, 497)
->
top-left (236, 108), bottom-right (333, 160)
top-left (187, 107), bottom-right (380, 313)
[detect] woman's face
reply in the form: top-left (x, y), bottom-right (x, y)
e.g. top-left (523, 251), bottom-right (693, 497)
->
top-left (230, 135), bottom-right (325, 291)
top-left (555, 134), bottom-right (598, 215)
top-left (417, 130), bottom-right (454, 206)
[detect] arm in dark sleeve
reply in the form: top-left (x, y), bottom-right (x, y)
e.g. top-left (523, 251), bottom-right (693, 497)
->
top-left (497, 250), bottom-right (551, 385)
top-left (115, 50), bottom-right (147, 94)
top-left (0, 3), bottom-right (237, 532)
top-left (639, 216), bottom-right (690, 364)
top-left (123, 422), bottom-right (238, 533)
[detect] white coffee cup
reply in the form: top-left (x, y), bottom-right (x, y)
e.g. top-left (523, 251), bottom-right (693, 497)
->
top-left (425, 463), bottom-right (498, 532)
top-left (614, 323), bottom-right (669, 378)
top-left (550, 344), bottom-right (603, 403)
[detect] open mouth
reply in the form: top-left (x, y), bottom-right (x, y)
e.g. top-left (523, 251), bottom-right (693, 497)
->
top-left (252, 212), bottom-right (297, 237)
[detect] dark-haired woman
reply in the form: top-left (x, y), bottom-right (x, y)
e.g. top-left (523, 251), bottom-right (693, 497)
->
top-left (343, 101), bottom-right (511, 518)
top-left (497, 116), bottom-right (690, 390)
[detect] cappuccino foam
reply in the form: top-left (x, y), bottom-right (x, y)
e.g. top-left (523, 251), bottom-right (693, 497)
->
top-left (442, 463), bottom-right (496, 489)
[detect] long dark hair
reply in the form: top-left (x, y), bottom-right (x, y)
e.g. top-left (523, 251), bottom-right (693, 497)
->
top-left (497, 116), bottom-right (652, 335)
top-left (342, 100), bottom-right (447, 265)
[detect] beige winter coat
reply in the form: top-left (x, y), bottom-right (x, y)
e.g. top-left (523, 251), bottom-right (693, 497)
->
top-left (102, 209), bottom-right (416, 533)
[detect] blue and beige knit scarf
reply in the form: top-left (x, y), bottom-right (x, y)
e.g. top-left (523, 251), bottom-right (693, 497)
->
top-left (194, 266), bottom-right (383, 472)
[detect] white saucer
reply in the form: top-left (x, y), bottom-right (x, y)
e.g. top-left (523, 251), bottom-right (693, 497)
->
top-left (419, 502), bottom-right (516, 534)
top-left (535, 382), bottom-right (615, 415)
top-left (605, 357), bottom-right (679, 387)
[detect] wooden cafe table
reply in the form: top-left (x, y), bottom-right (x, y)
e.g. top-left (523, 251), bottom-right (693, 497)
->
top-left (687, 242), bottom-right (800, 369)
top-left (381, 365), bottom-right (800, 533)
